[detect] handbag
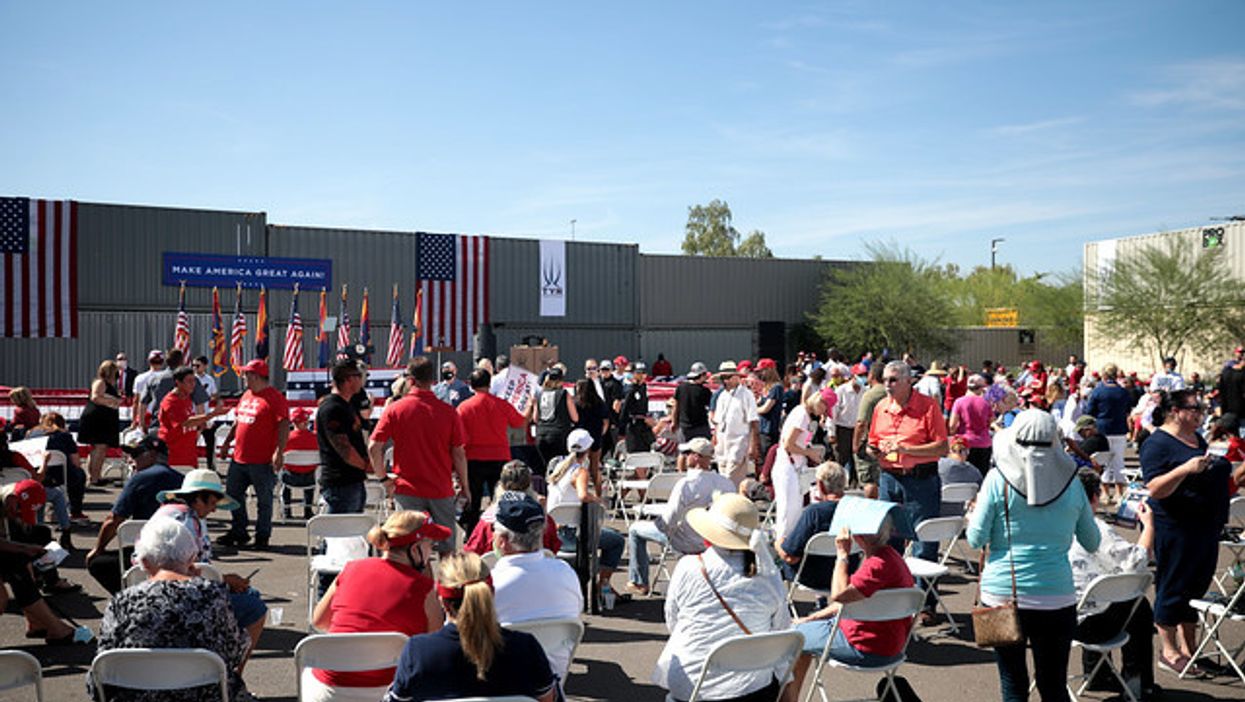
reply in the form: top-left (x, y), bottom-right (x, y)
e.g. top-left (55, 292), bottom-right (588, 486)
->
top-left (971, 482), bottom-right (1023, 647)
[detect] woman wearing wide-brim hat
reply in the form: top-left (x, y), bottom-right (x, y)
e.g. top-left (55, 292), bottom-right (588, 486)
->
top-left (153, 468), bottom-right (269, 669)
top-left (654, 492), bottom-right (790, 702)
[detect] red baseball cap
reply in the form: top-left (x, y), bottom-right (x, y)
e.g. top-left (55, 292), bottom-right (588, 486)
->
top-left (756, 358), bottom-right (777, 371)
top-left (737, 360), bottom-right (753, 372)
top-left (239, 359), bottom-right (270, 377)
top-left (851, 363), bottom-right (867, 375)
top-left (291, 407), bottom-right (313, 423)
top-left (7, 479), bottom-right (46, 526)
top-left (613, 355), bottom-right (628, 369)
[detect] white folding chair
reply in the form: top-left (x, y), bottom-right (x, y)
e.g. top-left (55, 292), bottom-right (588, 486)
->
top-left (502, 617), bottom-right (585, 684)
top-left (1067, 572), bottom-right (1152, 702)
top-left (903, 516), bottom-right (966, 634)
top-left (90, 648), bottom-right (229, 702)
top-left (614, 452), bottom-right (663, 523)
top-left (293, 632), bottom-right (409, 701)
top-left (1214, 496), bottom-right (1245, 595)
top-left (675, 630), bottom-right (805, 702)
top-left (803, 587), bottom-right (924, 702)
top-left (41, 449), bottom-right (70, 525)
top-left (305, 514), bottom-right (377, 630)
top-left (786, 532), bottom-right (838, 617)
top-left (939, 482), bottom-right (980, 572)
top-left (0, 650), bottom-right (43, 701)
top-left (277, 449), bottom-right (320, 523)
top-left (1187, 571), bottom-right (1245, 685)
top-left (115, 519), bottom-right (147, 584)
top-left (547, 504), bottom-right (582, 562)
top-left (633, 472), bottom-right (681, 521)
top-left (1, 466), bottom-right (33, 485)
top-left (364, 479), bottom-right (391, 519)
top-left (124, 563), bottom-right (222, 588)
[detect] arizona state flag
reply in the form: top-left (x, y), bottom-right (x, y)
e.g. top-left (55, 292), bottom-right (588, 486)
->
top-left (254, 286), bottom-right (269, 360)
top-left (210, 287), bottom-right (227, 377)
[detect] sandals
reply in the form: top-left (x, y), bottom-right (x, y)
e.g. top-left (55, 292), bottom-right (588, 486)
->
top-left (46, 626), bottom-right (94, 645)
top-left (43, 579), bottom-right (82, 595)
top-left (1158, 654), bottom-right (1206, 678)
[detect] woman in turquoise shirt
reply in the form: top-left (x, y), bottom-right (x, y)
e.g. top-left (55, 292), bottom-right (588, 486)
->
top-left (968, 409), bottom-right (1100, 702)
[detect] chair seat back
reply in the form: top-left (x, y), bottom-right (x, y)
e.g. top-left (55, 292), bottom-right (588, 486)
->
top-left (690, 631), bottom-right (805, 702)
top-left (1078, 572), bottom-right (1152, 612)
top-left (548, 503), bottom-right (581, 529)
top-left (838, 587), bottom-right (925, 622)
top-left (644, 472), bottom-right (683, 502)
top-left (0, 650), bottom-right (43, 701)
top-left (623, 452), bottom-right (663, 472)
top-left (124, 563), bottom-right (222, 588)
top-left (940, 482), bottom-right (979, 504)
top-left (282, 450), bottom-right (319, 471)
top-left (90, 648), bottom-right (228, 702)
top-left (502, 618), bottom-right (585, 679)
top-left (912, 516), bottom-right (965, 545)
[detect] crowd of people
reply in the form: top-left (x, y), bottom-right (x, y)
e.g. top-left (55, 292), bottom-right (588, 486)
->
top-left (1, 343), bottom-right (1244, 702)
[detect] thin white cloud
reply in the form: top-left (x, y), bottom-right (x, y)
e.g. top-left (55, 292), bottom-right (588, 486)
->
top-left (1130, 57), bottom-right (1245, 111)
top-left (989, 116), bottom-right (1085, 137)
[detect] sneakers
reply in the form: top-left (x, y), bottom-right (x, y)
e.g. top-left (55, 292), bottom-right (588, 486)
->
top-left (1158, 653), bottom-right (1206, 678)
top-left (252, 536), bottom-right (270, 550)
top-left (70, 513), bottom-right (91, 526)
top-left (217, 532), bottom-right (252, 548)
top-left (625, 582), bottom-right (650, 597)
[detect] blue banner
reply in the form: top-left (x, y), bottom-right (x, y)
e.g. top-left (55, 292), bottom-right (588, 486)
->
top-left (163, 252), bottom-right (332, 290)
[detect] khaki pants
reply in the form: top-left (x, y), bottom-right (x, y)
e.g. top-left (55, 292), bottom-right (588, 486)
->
top-left (719, 459), bottom-right (753, 486)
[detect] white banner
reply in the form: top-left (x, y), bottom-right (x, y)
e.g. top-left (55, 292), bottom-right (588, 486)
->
top-left (539, 239), bottom-right (566, 317)
top-left (491, 365), bottom-right (540, 415)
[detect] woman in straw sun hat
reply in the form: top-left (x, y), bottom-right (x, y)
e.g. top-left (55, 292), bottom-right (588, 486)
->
top-left (654, 492), bottom-right (791, 702)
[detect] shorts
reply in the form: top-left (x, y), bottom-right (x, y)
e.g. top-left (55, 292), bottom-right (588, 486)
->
top-left (1101, 435), bottom-right (1128, 484)
top-left (855, 451), bottom-right (880, 486)
top-left (393, 494), bottom-right (457, 552)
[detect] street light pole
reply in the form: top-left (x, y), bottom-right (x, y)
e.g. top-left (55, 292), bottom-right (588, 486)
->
top-left (570, 219), bottom-right (577, 241)
top-left (990, 238), bottom-right (1005, 270)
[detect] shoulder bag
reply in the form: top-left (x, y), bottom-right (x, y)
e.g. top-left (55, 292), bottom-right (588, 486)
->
top-left (698, 554), bottom-right (752, 635)
top-left (971, 482), bottom-right (1023, 647)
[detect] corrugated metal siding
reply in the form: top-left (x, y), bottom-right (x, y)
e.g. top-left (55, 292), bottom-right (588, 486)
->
top-left (78, 202), bottom-right (265, 311)
top-left (489, 238), bottom-right (637, 327)
top-left (0, 311), bottom-right (258, 390)
top-left (1083, 222), bottom-right (1245, 375)
top-left (638, 255), bottom-right (843, 327)
top-left (267, 225), bottom-right (417, 322)
top-left (639, 329), bottom-right (755, 375)
top-left (493, 326), bottom-right (638, 376)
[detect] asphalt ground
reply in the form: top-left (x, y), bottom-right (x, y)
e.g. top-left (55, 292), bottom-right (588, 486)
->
top-left (2, 476), bottom-right (1243, 702)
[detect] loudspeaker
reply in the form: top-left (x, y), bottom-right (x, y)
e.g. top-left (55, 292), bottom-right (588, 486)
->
top-left (757, 321), bottom-right (786, 366)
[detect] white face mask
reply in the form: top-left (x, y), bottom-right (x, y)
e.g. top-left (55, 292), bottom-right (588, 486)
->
top-left (117, 360), bottom-right (127, 370)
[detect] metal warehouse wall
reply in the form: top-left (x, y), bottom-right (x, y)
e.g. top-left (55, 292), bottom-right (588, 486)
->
top-left (79, 202), bottom-right (265, 311)
top-left (638, 254), bottom-right (840, 328)
top-left (1083, 221), bottom-right (1245, 376)
top-left (490, 238), bottom-right (637, 327)
top-left (267, 224), bottom-right (416, 316)
top-left (639, 329), bottom-right (754, 375)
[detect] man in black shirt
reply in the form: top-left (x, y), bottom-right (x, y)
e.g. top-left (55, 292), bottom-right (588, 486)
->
top-left (1217, 348), bottom-right (1245, 417)
top-left (316, 359), bottom-right (373, 514)
top-left (671, 361), bottom-right (712, 441)
top-left (598, 359), bottom-right (624, 457)
top-left (617, 361), bottom-right (656, 454)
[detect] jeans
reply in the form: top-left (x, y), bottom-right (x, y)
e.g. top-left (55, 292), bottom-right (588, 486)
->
top-left (43, 486), bottom-right (70, 530)
top-left (226, 461), bottom-right (276, 540)
top-left (558, 525), bottom-right (625, 569)
top-left (878, 470), bottom-right (941, 560)
top-left (320, 481), bottom-right (366, 514)
top-left (281, 470), bottom-right (317, 516)
top-left (796, 617), bottom-right (904, 667)
top-left (995, 605), bottom-right (1076, 702)
top-left (627, 520), bottom-right (669, 588)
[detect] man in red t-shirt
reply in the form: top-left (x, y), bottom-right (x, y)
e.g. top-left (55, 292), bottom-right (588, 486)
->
top-left (158, 367), bottom-right (228, 471)
top-left (456, 368), bottom-right (527, 534)
top-left (369, 356), bottom-right (468, 552)
top-left (218, 359), bottom-right (290, 549)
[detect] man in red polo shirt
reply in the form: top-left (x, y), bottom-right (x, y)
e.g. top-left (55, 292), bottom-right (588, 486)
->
top-left (867, 359), bottom-right (948, 562)
top-left (158, 367), bottom-right (228, 471)
top-left (218, 359), bottom-right (290, 550)
top-left (369, 356), bottom-right (468, 552)
top-left (456, 368), bottom-right (526, 534)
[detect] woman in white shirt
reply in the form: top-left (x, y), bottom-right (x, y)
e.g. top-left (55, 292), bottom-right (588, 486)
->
top-left (772, 388), bottom-right (835, 543)
top-left (545, 429), bottom-right (625, 601)
top-left (655, 493), bottom-right (791, 702)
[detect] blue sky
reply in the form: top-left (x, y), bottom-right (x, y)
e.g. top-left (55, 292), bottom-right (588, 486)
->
top-left (3, 1), bottom-right (1243, 275)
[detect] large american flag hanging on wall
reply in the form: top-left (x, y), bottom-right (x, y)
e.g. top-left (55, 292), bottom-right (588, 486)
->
top-left (0, 197), bottom-right (78, 338)
top-left (416, 233), bottom-right (489, 352)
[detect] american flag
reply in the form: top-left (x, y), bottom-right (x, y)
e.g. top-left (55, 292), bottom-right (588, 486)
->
top-left (0, 197), bottom-right (78, 338)
top-left (283, 285), bottom-right (304, 371)
top-left (254, 286), bottom-right (269, 360)
top-left (337, 285), bottom-right (351, 351)
top-left (385, 284), bottom-right (405, 367)
top-left (173, 282), bottom-right (191, 354)
top-left (210, 287), bottom-right (227, 377)
top-left (417, 233), bottom-right (489, 352)
top-left (230, 284), bottom-right (247, 375)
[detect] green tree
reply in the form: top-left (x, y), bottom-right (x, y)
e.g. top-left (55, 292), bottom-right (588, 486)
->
top-left (682, 200), bottom-right (772, 257)
top-left (1094, 239), bottom-right (1245, 364)
top-left (811, 244), bottom-right (956, 358)
top-left (945, 265), bottom-right (1084, 348)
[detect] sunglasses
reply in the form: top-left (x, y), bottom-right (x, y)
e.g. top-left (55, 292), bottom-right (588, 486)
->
top-left (585, 366), bottom-right (599, 372)
top-left (1178, 404), bottom-right (1204, 412)
top-left (883, 377), bottom-right (905, 384)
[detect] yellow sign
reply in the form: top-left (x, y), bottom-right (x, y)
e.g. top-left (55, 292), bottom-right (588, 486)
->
top-left (985, 308), bottom-right (1019, 327)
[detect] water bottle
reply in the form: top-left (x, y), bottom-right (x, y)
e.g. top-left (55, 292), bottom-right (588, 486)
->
top-left (601, 585), bottom-right (617, 611)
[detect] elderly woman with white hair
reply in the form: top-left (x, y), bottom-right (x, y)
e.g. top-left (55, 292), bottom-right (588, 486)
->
top-left (89, 516), bottom-right (250, 702)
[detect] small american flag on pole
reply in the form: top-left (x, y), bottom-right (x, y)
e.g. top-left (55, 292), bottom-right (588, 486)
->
top-left (337, 284), bottom-right (351, 351)
top-left (385, 283), bottom-right (405, 367)
top-left (0, 197), bottom-right (78, 338)
top-left (417, 233), bottom-right (489, 352)
top-left (230, 284), bottom-right (247, 375)
top-left (283, 284), bottom-right (304, 371)
top-left (173, 282), bottom-right (191, 354)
